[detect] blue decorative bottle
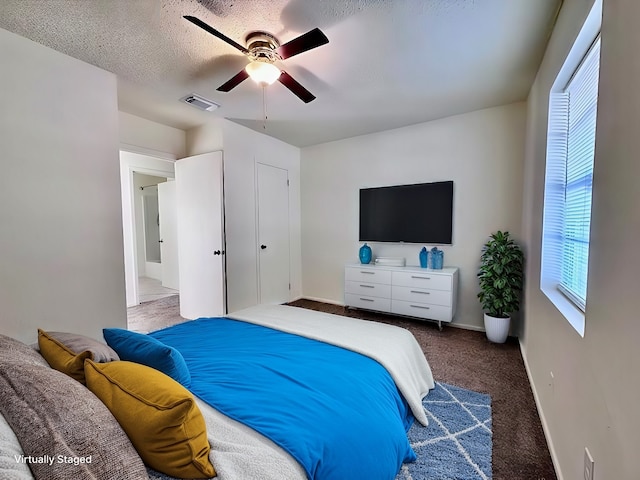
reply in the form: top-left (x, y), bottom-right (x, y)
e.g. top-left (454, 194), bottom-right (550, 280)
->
top-left (430, 247), bottom-right (444, 269)
top-left (359, 243), bottom-right (372, 264)
top-left (419, 247), bottom-right (428, 268)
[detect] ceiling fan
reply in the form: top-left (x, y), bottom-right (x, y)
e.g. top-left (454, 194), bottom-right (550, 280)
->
top-left (184, 16), bottom-right (329, 103)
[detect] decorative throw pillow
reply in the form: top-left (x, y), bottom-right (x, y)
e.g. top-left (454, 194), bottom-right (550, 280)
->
top-left (102, 328), bottom-right (191, 387)
top-left (38, 329), bottom-right (93, 384)
top-left (0, 333), bottom-right (49, 367)
top-left (0, 361), bottom-right (149, 480)
top-left (85, 360), bottom-right (215, 479)
top-left (42, 330), bottom-right (119, 362)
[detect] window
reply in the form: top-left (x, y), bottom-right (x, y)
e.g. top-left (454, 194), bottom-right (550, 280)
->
top-left (541, 36), bottom-right (600, 336)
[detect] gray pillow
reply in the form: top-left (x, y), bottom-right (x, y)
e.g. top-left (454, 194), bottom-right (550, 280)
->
top-left (0, 361), bottom-right (149, 480)
top-left (0, 334), bottom-right (48, 367)
top-left (42, 331), bottom-right (119, 362)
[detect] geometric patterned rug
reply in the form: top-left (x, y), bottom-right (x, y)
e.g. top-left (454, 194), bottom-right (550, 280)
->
top-left (397, 382), bottom-right (492, 480)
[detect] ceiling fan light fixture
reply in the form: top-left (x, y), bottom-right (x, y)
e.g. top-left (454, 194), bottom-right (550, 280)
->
top-left (245, 61), bottom-right (281, 86)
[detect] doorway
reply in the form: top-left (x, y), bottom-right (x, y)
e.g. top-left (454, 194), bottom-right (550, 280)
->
top-left (120, 150), bottom-right (178, 307)
top-left (134, 173), bottom-right (178, 303)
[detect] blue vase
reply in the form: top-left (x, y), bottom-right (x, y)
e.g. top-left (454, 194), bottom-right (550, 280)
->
top-left (435, 251), bottom-right (444, 269)
top-left (359, 243), bottom-right (372, 264)
top-left (419, 247), bottom-right (428, 268)
top-left (430, 247), bottom-right (444, 269)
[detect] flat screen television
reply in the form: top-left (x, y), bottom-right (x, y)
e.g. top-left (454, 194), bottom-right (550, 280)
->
top-left (359, 181), bottom-right (453, 244)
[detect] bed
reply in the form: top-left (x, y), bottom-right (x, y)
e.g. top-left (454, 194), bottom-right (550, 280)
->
top-left (0, 304), bottom-right (434, 480)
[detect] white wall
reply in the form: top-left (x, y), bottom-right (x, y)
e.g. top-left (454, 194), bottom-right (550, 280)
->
top-left (187, 119), bottom-right (302, 313)
top-left (0, 27), bottom-right (125, 343)
top-left (186, 118), bottom-right (224, 154)
top-left (521, 0), bottom-right (640, 478)
top-left (301, 103), bottom-right (526, 330)
top-left (119, 111), bottom-right (186, 158)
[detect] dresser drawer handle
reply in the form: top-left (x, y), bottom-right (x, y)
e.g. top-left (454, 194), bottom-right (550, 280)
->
top-left (411, 275), bottom-right (431, 280)
top-left (361, 271), bottom-right (375, 274)
top-left (360, 298), bottom-right (375, 302)
top-left (410, 305), bottom-right (430, 310)
top-left (360, 284), bottom-right (375, 288)
top-left (410, 290), bottom-right (430, 294)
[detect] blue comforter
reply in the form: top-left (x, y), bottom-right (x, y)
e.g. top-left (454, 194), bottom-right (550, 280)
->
top-left (150, 318), bottom-right (416, 480)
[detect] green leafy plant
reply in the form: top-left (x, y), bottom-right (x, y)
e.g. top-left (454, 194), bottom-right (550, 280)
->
top-left (477, 231), bottom-right (524, 318)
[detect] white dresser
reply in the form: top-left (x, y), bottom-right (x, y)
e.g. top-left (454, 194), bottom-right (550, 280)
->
top-left (344, 264), bottom-right (459, 329)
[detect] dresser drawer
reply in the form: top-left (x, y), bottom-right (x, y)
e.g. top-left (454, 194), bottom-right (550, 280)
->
top-left (345, 293), bottom-right (391, 312)
top-left (391, 285), bottom-right (452, 307)
top-left (345, 281), bottom-right (391, 299)
top-left (391, 271), bottom-right (451, 291)
top-left (345, 267), bottom-right (392, 285)
top-left (391, 300), bottom-right (452, 322)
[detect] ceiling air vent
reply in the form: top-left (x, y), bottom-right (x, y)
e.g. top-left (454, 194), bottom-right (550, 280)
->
top-left (180, 93), bottom-right (220, 112)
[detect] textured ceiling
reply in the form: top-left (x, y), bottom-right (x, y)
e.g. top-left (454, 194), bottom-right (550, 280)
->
top-left (0, 0), bottom-right (560, 147)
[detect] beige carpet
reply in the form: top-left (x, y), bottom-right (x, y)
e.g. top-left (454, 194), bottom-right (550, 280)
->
top-left (126, 295), bottom-right (185, 333)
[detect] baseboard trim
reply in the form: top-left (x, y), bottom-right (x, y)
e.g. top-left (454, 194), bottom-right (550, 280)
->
top-left (299, 296), bottom-right (345, 306)
top-left (519, 340), bottom-right (563, 480)
top-left (448, 322), bottom-right (485, 332)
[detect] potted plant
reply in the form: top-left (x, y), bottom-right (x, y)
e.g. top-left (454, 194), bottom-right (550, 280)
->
top-left (477, 231), bottom-right (524, 343)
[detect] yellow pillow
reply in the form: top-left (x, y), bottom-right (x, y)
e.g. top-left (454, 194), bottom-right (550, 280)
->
top-left (84, 360), bottom-right (215, 479)
top-left (38, 329), bottom-right (92, 384)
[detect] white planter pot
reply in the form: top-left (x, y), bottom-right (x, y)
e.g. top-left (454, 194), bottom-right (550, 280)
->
top-left (483, 313), bottom-right (511, 343)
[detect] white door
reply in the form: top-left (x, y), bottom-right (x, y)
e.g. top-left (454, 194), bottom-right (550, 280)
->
top-left (175, 152), bottom-right (225, 319)
top-left (257, 163), bottom-right (290, 304)
top-left (158, 181), bottom-right (179, 290)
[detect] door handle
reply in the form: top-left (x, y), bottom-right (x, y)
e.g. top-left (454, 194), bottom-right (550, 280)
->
top-left (213, 250), bottom-right (221, 255)
top-left (260, 245), bottom-right (267, 250)
top-left (158, 239), bottom-right (164, 243)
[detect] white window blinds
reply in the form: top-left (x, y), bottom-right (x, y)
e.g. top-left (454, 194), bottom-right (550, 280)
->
top-left (542, 37), bottom-right (600, 313)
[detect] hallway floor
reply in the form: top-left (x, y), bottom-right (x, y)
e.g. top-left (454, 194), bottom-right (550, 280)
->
top-left (137, 276), bottom-right (178, 304)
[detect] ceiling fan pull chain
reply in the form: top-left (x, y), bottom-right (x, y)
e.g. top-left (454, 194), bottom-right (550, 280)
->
top-left (262, 85), bottom-right (268, 130)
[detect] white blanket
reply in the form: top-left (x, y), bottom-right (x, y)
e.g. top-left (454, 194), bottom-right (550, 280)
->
top-left (195, 398), bottom-right (306, 480)
top-left (227, 304), bottom-right (435, 426)
top-left (0, 412), bottom-right (33, 480)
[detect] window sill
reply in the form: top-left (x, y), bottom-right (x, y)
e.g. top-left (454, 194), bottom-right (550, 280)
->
top-left (541, 282), bottom-right (585, 337)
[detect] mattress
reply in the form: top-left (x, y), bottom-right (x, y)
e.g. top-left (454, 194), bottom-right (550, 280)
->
top-left (0, 304), bottom-right (435, 480)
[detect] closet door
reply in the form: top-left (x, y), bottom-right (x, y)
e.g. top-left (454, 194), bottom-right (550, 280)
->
top-left (175, 151), bottom-right (225, 319)
top-left (256, 163), bottom-right (290, 304)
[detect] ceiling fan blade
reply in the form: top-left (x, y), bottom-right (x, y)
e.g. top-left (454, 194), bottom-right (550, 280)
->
top-left (184, 15), bottom-right (249, 54)
top-left (278, 71), bottom-right (316, 103)
top-left (217, 69), bottom-right (249, 92)
top-left (277, 28), bottom-right (329, 60)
